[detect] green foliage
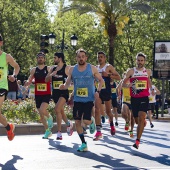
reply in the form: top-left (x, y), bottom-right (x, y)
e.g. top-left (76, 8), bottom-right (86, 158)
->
top-left (1, 99), bottom-right (73, 124)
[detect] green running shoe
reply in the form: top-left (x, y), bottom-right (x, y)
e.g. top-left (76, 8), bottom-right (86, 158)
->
top-left (42, 129), bottom-right (52, 139)
top-left (89, 116), bottom-right (96, 134)
top-left (77, 143), bottom-right (88, 152)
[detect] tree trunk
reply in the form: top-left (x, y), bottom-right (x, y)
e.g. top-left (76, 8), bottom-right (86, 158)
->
top-left (108, 36), bottom-right (114, 66)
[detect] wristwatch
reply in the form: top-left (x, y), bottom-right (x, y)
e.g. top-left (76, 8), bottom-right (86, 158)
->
top-left (13, 75), bottom-right (17, 79)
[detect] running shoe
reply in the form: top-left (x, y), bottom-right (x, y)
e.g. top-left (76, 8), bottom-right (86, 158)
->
top-left (101, 116), bottom-right (105, 123)
top-left (67, 121), bottom-right (73, 136)
top-left (110, 126), bottom-right (116, 135)
top-left (7, 123), bottom-right (15, 141)
top-left (77, 143), bottom-right (88, 152)
top-left (93, 131), bottom-right (102, 141)
top-left (42, 129), bottom-right (52, 139)
top-left (125, 123), bottom-right (129, 131)
top-left (115, 122), bottom-right (118, 126)
top-left (129, 131), bottom-right (134, 138)
top-left (150, 123), bottom-right (154, 128)
top-left (47, 115), bottom-right (53, 129)
top-left (133, 139), bottom-right (140, 149)
top-left (56, 132), bottom-right (62, 140)
top-left (89, 116), bottom-right (96, 134)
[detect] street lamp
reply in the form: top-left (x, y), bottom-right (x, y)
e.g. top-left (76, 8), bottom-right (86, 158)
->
top-left (48, 30), bottom-right (78, 52)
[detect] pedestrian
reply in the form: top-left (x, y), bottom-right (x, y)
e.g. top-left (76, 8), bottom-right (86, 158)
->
top-left (26, 52), bottom-right (53, 139)
top-left (0, 33), bottom-right (20, 140)
top-left (155, 94), bottom-right (161, 119)
top-left (148, 85), bottom-right (160, 128)
top-left (122, 52), bottom-right (152, 149)
top-left (7, 76), bottom-right (18, 101)
top-left (60, 48), bottom-right (104, 151)
top-left (94, 51), bottom-right (121, 141)
top-left (45, 52), bottom-right (74, 140)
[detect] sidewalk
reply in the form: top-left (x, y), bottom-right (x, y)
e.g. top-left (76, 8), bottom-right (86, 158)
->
top-left (0, 114), bottom-right (169, 136)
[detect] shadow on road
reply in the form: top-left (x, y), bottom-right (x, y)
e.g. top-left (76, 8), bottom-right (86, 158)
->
top-left (48, 138), bottom-right (139, 170)
top-left (0, 155), bottom-right (23, 170)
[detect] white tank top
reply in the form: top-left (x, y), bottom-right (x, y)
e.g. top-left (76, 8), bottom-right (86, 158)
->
top-left (149, 85), bottom-right (156, 103)
top-left (96, 64), bottom-right (109, 73)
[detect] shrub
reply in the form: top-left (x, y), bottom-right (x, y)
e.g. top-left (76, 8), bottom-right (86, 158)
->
top-left (2, 99), bottom-right (73, 124)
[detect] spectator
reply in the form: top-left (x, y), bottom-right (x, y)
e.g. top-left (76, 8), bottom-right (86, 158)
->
top-left (7, 77), bottom-right (18, 100)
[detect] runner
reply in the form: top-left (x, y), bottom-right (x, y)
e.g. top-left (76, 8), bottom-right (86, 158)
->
top-left (26, 52), bottom-right (53, 139)
top-left (94, 51), bottom-right (121, 141)
top-left (45, 52), bottom-right (73, 140)
top-left (60, 48), bottom-right (104, 151)
top-left (0, 34), bottom-right (20, 141)
top-left (117, 71), bottom-right (134, 137)
top-left (122, 52), bottom-right (152, 149)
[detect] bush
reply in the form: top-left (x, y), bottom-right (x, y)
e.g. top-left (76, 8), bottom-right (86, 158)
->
top-left (1, 99), bottom-right (73, 124)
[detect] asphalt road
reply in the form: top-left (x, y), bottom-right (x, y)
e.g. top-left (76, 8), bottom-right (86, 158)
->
top-left (0, 118), bottom-right (170, 170)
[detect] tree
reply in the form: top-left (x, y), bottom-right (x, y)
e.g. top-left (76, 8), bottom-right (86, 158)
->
top-left (62, 0), bottom-right (162, 66)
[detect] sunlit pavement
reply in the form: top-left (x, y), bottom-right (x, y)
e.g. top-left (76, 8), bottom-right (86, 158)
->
top-left (0, 118), bottom-right (170, 170)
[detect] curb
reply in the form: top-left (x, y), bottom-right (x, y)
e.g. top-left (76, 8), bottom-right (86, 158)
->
top-left (0, 116), bottom-right (170, 136)
top-left (0, 123), bottom-right (76, 136)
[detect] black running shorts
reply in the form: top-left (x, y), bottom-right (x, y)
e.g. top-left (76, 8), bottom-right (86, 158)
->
top-left (131, 96), bottom-right (149, 118)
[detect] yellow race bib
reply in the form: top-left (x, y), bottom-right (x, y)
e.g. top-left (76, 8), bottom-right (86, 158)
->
top-left (124, 96), bottom-right (131, 102)
top-left (37, 83), bottom-right (47, 91)
top-left (53, 81), bottom-right (63, 89)
top-left (135, 81), bottom-right (147, 89)
top-left (111, 88), bottom-right (116, 93)
top-left (96, 81), bottom-right (106, 89)
top-left (76, 88), bottom-right (88, 97)
top-left (0, 69), bottom-right (4, 81)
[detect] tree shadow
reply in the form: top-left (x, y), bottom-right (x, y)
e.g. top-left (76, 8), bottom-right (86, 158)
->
top-left (0, 155), bottom-right (23, 170)
top-left (96, 135), bottom-right (170, 167)
top-left (48, 139), bottom-right (138, 169)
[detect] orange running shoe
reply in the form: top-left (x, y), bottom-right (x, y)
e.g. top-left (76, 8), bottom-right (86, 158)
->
top-left (125, 123), bottom-right (129, 131)
top-left (129, 131), bottom-right (134, 138)
top-left (7, 123), bottom-right (15, 141)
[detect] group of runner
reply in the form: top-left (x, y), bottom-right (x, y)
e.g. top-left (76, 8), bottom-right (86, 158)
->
top-left (0, 33), bottom-right (159, 151)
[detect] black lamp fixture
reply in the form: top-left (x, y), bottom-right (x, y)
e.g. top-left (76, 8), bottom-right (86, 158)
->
top-left (48, 30), bottom-right (78, 52)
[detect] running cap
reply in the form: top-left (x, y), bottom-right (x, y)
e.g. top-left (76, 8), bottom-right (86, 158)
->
top-left (136, 52), bottom-right (146, 59)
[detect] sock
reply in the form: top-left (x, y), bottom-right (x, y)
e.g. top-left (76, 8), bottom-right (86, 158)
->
top-left (5, 124), bottom-right (10, 131)
top-left (110, 121), bottom-right (114, 127)
top-left (96, 125), bottom-right (101, 132)
top-left (136, 139), bottom-right (140, 142)
top-left (66, 121), bottom-right (70, 127)
top-left (79, 133), bottom-right (86, 144)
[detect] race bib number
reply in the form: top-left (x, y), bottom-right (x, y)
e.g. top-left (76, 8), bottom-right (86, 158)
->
top-left (96, 82), bottom-right (106, 89)
top-left (0, 69), bottom-right (4, 81)
top-left (76, 88), bottom-right (88, 97)
top-left (111, 88), bottom-right (116, 93)
top-left (149, 97), bottom-right (152, 101)
top-left (124, 96), bottom-right (131, 102)
top-left (53, 81), bottom-right (63, 89)
top-left (135, 81), bottom-right (147, 89)
top-left (37, 83), bottom-right (47, 91)
top-left (68, 86), bottom-right (73, 94)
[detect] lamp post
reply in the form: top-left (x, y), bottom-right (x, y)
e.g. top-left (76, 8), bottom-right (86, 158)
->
top-left (48, 30), bottom-right (78, 52)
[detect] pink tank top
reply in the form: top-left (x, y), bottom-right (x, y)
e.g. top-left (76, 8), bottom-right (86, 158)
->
top-left (130, 67), bottom-right (149, 98)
